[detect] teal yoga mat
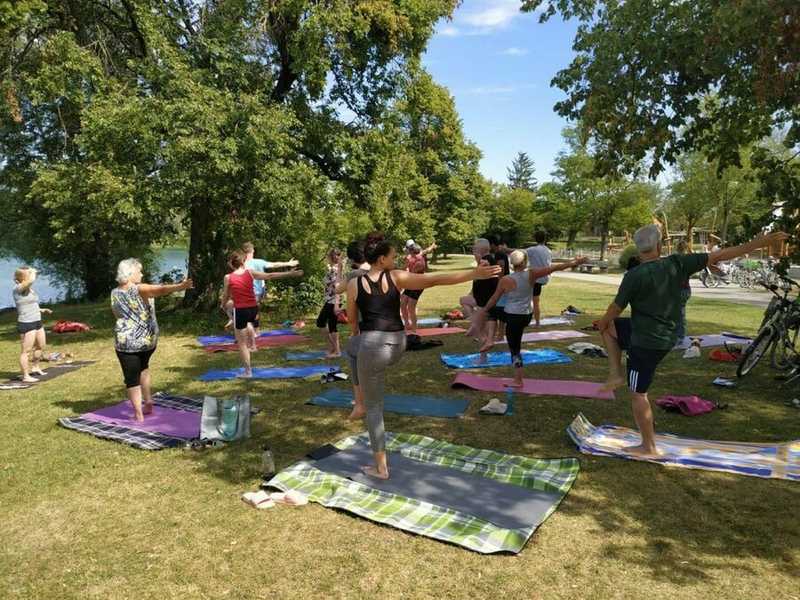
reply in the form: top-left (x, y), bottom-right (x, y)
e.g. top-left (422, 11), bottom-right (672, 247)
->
top-left (307, 388), bottom-right (469, 418)
top-left (440, 349), bottom-right (572, 369)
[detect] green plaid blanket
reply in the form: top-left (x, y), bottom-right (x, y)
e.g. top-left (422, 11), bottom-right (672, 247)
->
top-left (268, 432), bottom-right (579, 554)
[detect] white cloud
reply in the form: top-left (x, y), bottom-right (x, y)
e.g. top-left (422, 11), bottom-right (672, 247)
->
top-left (500, 47), bottom-right (529, 56)
top-left (438, 25), bottom-right (460, 37)
top-left (462, 1), bottom-right (522, 29)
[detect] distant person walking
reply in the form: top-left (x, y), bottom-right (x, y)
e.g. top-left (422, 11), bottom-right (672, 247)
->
top-left (525, 231), bottom-right (552, 327)
top-left (112, 259), bottom-right (193, 421)
top-left (317, 248), bottom-right (343, 358)
top-left (13, 267), bottom-right (52, 383)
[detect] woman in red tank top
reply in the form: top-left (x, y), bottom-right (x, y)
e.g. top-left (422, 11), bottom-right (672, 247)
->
top-left (221, 250), bottom-right (303, 377)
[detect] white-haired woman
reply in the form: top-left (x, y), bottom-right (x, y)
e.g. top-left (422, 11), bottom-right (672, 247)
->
top-left (13, 267), bottom-right (52, 383)
top-left (479, 251), bottom-right (586, 387)
top-left (112, 259), bottom-right (193, 421)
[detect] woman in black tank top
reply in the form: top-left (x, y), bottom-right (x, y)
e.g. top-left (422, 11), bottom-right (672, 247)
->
top-left (345, 233), bottom-right (501, 480)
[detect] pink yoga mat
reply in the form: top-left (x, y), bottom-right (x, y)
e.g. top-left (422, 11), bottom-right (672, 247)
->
top-left (203, 335), bottom-right (311, 353)
top-left (495, 330), bottom-right (589, 345)
top-left (83, 402), bottom-right (201, 438)
top-left (415, 327), bottom-right (466, 337)
top-left (451, 372), bottom-right (614, 400)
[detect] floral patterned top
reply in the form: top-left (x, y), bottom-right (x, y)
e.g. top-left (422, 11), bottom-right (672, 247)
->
top-left (323, 266), bottom-right (339, 305)
top-left (111, 285), bottom-right (158, 352)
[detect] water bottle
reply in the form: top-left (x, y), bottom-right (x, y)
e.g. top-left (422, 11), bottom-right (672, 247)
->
top-left (505, 388), bottom-right (515, 415)
top-left (261, 446), bottom-right (276, 479)
top-left (219, 398), bottom-right (239, 440)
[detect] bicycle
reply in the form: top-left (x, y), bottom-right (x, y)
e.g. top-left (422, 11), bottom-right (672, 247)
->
top-left (737, 275), bottom-right (800, 377)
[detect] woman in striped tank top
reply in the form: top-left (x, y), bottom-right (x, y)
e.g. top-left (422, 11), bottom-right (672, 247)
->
top-left (479, 250), bottom-right (586, 387)
top-left (221, 251), bottom-right (303, 377)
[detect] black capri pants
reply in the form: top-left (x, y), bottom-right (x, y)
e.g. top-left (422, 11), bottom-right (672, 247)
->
top-left (316, 303), bottom-right (338, 333)
top-left (504, 313), bottom-right (533, 367)
top-left (116, 347), bottom-right (156, 388)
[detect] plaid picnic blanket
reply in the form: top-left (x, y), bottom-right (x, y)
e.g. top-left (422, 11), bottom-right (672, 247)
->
top-left (58, 393), bottom-right (205, 450)
top-left (567, 413), bottom-right (800, 481)
top-left (267, 432), bottom-right (579, 554)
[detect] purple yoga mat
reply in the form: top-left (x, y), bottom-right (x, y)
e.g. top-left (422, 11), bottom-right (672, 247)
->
top-left (452, 372), bottom-right (614, 400)
top-left (83, 402), bottom-right (201, 439)
top-left (494, 330), bottom-right (589, 345)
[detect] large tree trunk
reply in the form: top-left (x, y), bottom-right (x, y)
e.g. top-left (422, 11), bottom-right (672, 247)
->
top-left (686, 221), bottom-right (695, 252)
top-left (567, 229), bottom-right (578, 249)
top-left (721, 209), bottom-right (732, 244)
top-left (183, 199), bottom-right (226, 309)
top-left (599, 227), bottom-right (608, 262)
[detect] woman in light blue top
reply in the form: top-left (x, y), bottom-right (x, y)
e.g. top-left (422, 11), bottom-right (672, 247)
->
top-left (13, 266), bottom-right (52, 383)
top-left (480, 251), bottom-right (586, 387)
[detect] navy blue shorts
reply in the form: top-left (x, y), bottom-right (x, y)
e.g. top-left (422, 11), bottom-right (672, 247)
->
top-left (613, 318), bottom-right (670, 394)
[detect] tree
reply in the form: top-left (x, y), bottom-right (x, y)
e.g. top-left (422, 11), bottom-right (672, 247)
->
top-left (507, 151), bottom-right (537, 191)
top-left (523, 0), bottom-right (800, 245)
top-left (486, 184), bottom-right (538, 248)
top-left (0, 1), bottom-right (463, 304)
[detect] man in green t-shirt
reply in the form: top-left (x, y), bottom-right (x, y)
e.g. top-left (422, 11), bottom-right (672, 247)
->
top-left (596, 225), bottom-right (788, 457)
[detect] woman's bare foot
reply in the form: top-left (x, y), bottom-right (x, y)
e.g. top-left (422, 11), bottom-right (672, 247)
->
top-left (599, 376), bottom-right (625, 392)
top-left (348, 406), bottom-right (366, 420)
top-left (361, 465), bottom-right (389, 480)
top-left (133, 410), bottom-right (145, 423)
top-left (238, 370), bottom-right (253, 379)
top-left (325, 352), bottom-right (341, 359)
top-left (21, 376), bottom-right (39, 383)
top-left (478, 340), bottom-right (493, 353)
top-left (142, 402), bottom-right (154, 415)
top-left (624, 444), bottom-right (660, 457)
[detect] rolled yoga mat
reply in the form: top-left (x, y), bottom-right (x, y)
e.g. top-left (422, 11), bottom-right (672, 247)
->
top-left (417, 317), bottom-right (445, 327)
top-left (536, 316), bottom-right (575, 327)
top-left (307, 388), bottom-right (470, 418)
top-left (415, 327), bottom-right (466, 337)
top-left (202, 335), bottom-right (311, 353)
top-left (567, 413), bottom-right (800, 481)
top-left (452, 372), bottom-right (614, 400)
top-left (494, 330), bottom-right (589, 345)
top-left (440, 349), bottom-right (571, 369)
top-left (197, 365), bottom-right (336, 381)
top-left (285, 351), bottom-right (331, 361)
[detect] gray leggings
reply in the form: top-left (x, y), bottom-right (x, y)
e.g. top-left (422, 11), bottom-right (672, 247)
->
top-left (356, 330), bottom-right (406, 452)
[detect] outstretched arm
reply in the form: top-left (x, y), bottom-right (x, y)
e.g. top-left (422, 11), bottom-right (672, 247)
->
top-left (528, 257), bottom-right (587, 285)
top-left (421, 242), bottom-right (437, 257)
top-left (392, 263), bottom-right (501, 290)
top-left (483, 277), bottom-right (514, 312)
top-left (708, 232), bottom-right (788, 266)
top-left (265, 259), bottom-right (299, 269)
top-left (251, 268), bottom-right (303, 281)
top-left (139, 279), bottom-right (193, 299)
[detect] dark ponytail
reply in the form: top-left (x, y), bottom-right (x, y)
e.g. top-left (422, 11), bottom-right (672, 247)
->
top-left (363, 232), bottom-right (394, 264)
top-left (229, 250), bottom-right (245, 271)
top-left (346, 240), bottom-right (365, 266)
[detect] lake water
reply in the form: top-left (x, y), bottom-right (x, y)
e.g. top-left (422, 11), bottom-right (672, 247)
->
top-left (0, 248), bottom-right (188, 308)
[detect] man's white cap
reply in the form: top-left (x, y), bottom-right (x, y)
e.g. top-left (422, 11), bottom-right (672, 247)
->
top-left (405, 239), bottom-right (415, 249)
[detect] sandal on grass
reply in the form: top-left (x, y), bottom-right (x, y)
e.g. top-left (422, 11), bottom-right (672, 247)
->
top-left (269, 491), bottom-right (309, 506)
top-left (242, 490), bottom-right (275, 509)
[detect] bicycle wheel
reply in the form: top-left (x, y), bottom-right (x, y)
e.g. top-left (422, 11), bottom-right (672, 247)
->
top-left (770, 327), bottom-right (798, 370)
top-left (737, 326), bottom-right (776, 377)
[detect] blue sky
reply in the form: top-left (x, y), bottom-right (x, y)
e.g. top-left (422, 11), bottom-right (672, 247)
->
top-left (422, 0), bottom-right (579, 184)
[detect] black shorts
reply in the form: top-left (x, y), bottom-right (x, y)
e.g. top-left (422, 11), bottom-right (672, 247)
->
top-left (402, 289), bottom-right (423, 301)
top-left (532, 283), bottom-right (544, 298)
top-left (116, 347), bottom-right (156, 388)
top-left (488, 306), bottom-right (506, 322)
top-left (18, 321), bottom-right (43, 334)
top-left (233, 306), bottom-right (259, 330)
top-left (613, 318), bottom-right (670, 394)
top-left (316, 303), bottom-right (338, 333)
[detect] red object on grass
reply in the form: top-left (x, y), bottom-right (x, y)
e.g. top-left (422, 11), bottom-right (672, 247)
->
top-left (52, 320), bottom-right (91, 333)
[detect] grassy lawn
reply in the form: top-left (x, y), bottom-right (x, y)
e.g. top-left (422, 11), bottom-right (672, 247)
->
top-left (1, 255), bottom-right (798, 599)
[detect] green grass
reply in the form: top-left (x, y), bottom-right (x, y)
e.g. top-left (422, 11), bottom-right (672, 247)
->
top-left (1, 255), bottom-right (798, 599)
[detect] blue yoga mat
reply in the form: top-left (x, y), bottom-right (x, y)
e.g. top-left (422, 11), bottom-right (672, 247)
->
top-left (198, 365), bottom-right (335, 381)
top-left (307, 388), bottom-right (469, 418)
top-left (198, 329), bottom-right (297, 346)
top-left (285, 351), bottom-right (330, 361)
top-left (440, 349), bottom-right (572, 369)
